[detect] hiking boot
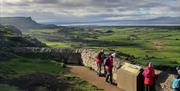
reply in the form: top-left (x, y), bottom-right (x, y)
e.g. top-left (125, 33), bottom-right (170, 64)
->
top-left (105, 80), bottom-right (109, 83)
top-left (102, 73), bottom-right (106, 77)
top-left (105, 78), bottom-right (108, 83)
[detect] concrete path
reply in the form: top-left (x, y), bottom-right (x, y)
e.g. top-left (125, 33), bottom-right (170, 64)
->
top-left (68, 65), bottom-right (123, 91)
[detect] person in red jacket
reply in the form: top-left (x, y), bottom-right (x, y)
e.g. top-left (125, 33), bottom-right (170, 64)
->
top-left (96, 49), bottom-right (105, 76)
top-left (142, 63), bottom-right (156, 91)
top-left (104, 53), bottom-right (116, 84)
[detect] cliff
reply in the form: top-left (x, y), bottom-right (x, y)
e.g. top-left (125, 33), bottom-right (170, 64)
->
top-left (0, 17), bottom-right (58, 30)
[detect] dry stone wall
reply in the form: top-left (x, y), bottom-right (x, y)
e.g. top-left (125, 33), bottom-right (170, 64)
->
top-left (12, 47), bottom-right (83, 64)
top-left (81, 49), bottom-right (98, 70)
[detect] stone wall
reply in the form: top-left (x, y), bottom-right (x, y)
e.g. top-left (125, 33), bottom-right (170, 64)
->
top-left (12, 47), bottom-right (83, 64)
top-left (81, 49), bottom-right (98, 70)
top-left (11, 47), bottom-right (174, 91)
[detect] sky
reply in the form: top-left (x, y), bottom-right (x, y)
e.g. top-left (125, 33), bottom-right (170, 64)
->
top-left (0, 0), bottom-right (180, 25)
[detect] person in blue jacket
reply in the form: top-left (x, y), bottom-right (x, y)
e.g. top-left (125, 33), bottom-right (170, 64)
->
top-left (172, 67), bottom-right (180, 91)
top-left (172, 75), bottom-right (180, 91)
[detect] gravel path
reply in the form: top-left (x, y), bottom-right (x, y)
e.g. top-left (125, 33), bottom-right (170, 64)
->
top-left (68, 65), bottom-right (123, 91)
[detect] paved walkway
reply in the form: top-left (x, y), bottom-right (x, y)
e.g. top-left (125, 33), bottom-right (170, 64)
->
top-left (68, 65), bottom-right (123, 91)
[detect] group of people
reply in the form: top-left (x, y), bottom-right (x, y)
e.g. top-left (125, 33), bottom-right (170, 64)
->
top-left (95, 49), bottom-right (180, 91)
top-left (96, 49), bottom-right (115, 84)
top-left (142, 63), bottom-right (180, 91)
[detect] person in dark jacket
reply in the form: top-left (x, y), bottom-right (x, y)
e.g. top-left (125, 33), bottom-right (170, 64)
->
top-left (96, 49), bottom-right (105, 76)
top-left (142, 63), bottom-right (156, 91)
top-left (103, 52), bottom-right (112, 76)
top-left (104, 53), bottom-right (116, 84)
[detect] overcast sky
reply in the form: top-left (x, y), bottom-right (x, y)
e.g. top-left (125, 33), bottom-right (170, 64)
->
top-left (0, 0), bottom-right (180, 25)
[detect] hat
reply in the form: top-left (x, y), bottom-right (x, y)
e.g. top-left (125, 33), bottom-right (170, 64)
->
top-left (178, 70), bottom-right (180, 75)
top-left (177, 67), bottom-right (180, 75)
top-left (111, 53), bottom-right (116, 58)
top-left (100, 49), bottom-right (104, 52)
top-left (176, 67), bottom-right (180, 70)
top-left (148, 62), bottom-right (153, 67)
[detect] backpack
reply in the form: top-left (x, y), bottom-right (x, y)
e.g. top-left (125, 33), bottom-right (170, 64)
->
top-left (96, 52), bottom-right (103, 59)
top-left (172, 79), bottom-right (180, 89)
top-left (103, 57), bottom-right (109, 66)
top-left (144, 70), bottom-right (151, 78)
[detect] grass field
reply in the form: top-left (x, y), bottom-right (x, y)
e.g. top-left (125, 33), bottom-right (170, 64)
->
top-left (0, 57), bottom-right (103, 91)
top-left (42, 41), bottom-right (71, 48)
top-left (25, 27), bottom-right (180, 68)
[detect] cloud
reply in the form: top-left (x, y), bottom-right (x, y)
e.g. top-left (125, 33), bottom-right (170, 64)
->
top-left (0, 0), bottom-right (180, 24)
top-left (34, 0), bottom-right (58, 3)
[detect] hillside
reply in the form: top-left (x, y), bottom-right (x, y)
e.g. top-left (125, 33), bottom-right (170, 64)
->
top-left (0, 24), bottom-right (46, 48)
top-left (0, 24), bottom-right (47, 60)
top-left (0, 17), bottom-right (58, 31)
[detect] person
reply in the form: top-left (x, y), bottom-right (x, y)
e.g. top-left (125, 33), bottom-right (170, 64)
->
top-left (172, 75), bottom-right (180, 91)
top-left (176, 67), bottom-right (180, 76)
top-left (142, 63), bottom-right (156, 91)
top-left (104, 53), bottom-right (116, 84)
top-left (103, 52), bottom-right (112, 76)
top-left (96, 49), bottom-right (105, 76)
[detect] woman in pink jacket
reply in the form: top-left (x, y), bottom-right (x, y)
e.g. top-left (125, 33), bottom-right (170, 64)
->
top-left (104, 53), bottom-right (116, 84)
top-left (142, 63), bottom-right (156, 91)
top-left (96, 49), bottom-right (105, 76)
